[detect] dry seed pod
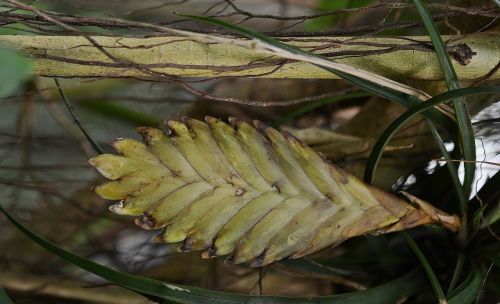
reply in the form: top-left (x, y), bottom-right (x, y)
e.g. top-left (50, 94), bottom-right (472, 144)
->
top-left (89, 117), bottom-right (460, 267)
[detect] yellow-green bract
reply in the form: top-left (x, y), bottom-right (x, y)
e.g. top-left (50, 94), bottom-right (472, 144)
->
top-left (89, 117), bottom-right (459, 267)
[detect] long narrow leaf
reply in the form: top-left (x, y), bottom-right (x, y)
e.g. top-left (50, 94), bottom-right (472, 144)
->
top-left (403, 232), bottom-right (446, 303)
top-left (447, 253), bottom-right (466, 295)
top-left (0, 288), bottom-right (13, 304)
top-left (426, 122), bottom-right (467, 293)
top-left (427, 122), bottom-right (468, 217)
top-left (413, 0), bottom-right (476, 200)
top-left (182, 14), bottom-right (455, 133)
top-left (448, 265), bottom-right (485, 304)
top-left (0, 203), bottom-right (425, 303)
top-left (364, 86), bottom-right (500, 183)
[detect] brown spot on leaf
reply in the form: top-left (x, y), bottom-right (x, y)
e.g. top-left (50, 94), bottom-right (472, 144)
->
top-left (235, 188), bottom-right (245, 196)
top-left (448, 43), bottom-right (476, 66)
top-left (169, 169), bottom-right (180, 178)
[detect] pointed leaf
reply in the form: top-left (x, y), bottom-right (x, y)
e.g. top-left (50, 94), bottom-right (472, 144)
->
top-left (0, 288), bottom-right (13, 304)
top-left (0, 203), bottom-right (425, 303)
top-left (364, 86), bottom-right (500, 183)
top-left (448, 265), bottom-right (485, 304)
top-left (413, 0), bottom-right (476, 199)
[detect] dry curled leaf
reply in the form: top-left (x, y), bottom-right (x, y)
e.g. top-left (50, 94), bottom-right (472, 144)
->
top-left (89, 117), bottom-right (459, 267)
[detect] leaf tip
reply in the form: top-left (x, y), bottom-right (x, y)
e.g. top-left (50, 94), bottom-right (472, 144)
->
top-left (135, 213), bottom-right (158, 230)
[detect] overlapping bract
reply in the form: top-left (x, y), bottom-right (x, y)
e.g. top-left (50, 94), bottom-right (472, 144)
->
top-left (89, 117), bottom-right (459, 266)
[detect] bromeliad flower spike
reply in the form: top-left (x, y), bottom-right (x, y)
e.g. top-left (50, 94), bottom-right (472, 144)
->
top-left (89, 117), bottom-right (460, 267)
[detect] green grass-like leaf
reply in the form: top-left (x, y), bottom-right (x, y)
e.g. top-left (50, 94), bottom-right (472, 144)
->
top-left (363, 85), bottom-right (499, 304)
top-left (413, 0), bottom-right (476, 201)
top-left (448, 265), bottom-right (485, 304)
top-left (428, 122), bottom-right (467, 295)
top-left (403, 232), bottom-right (446, 303)
top-left (0, 288), bottom-right (13, 304)
top-left (370, 5), bottom-right (483, 298)
top-left (364, 86), bottom-right (500, 184)
top-left (447, 253), bottom-right (466, 295)
top-left (427, 122), bottom-right (468, 219)
top-left (0, 202), bottom-right (425, 303)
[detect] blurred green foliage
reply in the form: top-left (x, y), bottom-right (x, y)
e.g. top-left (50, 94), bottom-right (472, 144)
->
top-left (0, 48), bottom-right (31, 97)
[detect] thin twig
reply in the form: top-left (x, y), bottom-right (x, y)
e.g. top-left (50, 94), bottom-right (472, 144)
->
top-left (219, 1), bottom-right (498, 21)
top-left (432, 158), bottom-right (500, 167)
top-left (54, 78), bottom-right (104, 155)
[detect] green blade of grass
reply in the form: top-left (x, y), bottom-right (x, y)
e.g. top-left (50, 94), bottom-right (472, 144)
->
top-left (0, 288), bottom-right (14, 304)
top-left (413, 0), bottom-right (476, 200)
top-left (364, 86), bottom-right (500, 184)
top-left (448, 265), bottom-right (485, 304)
top-left (479, 202), bottom-right (500, 230)
top-left (447, 253), bottom-right (466, 296)
top-left (426, 121), bottom-right (468, 216)
top-left (0, 203), bottom-right (425, 303)
top-left (427, 122), bottom-right (467, 294)
top-left (272, 92), bottom-right (370, 127)
top-left (182, 14), bottom-right (455, 133)
top-left (412, 5), bottom-right (477, 282)
top-left (402, 232), bottom-right (446, 303)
